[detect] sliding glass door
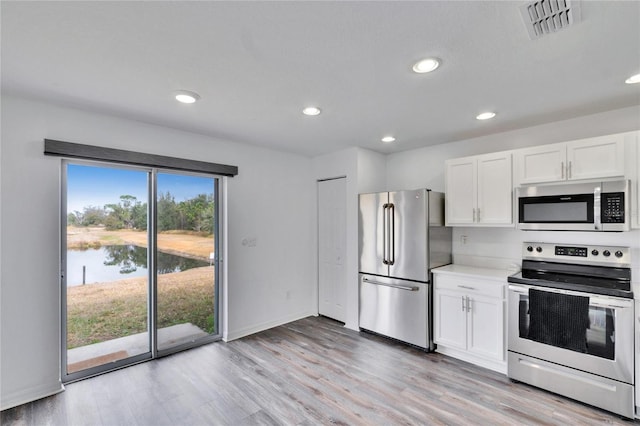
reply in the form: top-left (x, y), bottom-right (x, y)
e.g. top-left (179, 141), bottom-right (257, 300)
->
top-left (62, 162), bottom-right (220, 382)
top-left (156, 172), bottom-right (218, 352)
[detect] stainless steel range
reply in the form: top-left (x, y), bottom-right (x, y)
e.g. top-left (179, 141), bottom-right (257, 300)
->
top-left (507, 242), bottom-right (634, 419)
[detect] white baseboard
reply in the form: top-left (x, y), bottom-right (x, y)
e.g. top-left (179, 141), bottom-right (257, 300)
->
top-left (1, 380), bottom-right (65, 411)
top-left (223, 310), bottom-right (315, 342)
top-left (436, 346), bottom-right (507, 375)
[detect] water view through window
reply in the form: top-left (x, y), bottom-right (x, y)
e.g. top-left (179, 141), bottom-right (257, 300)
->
top-left (64, 163), bottom-right (217, 378)
top-left (67, 245), bottom-right (208, 286)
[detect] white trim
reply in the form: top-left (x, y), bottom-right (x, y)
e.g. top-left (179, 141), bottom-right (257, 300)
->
top-left (436, 346), bottom-right (507, 375)
top-left (224, 311), bottom-right (315, 342)
top-left (221, 177), bottom-right (229, 342)
top-left (1, 381), bottom-right (65, 411)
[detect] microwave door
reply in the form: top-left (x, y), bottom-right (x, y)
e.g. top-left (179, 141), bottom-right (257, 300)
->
top-left (518, 192), bottom-right (595, 231)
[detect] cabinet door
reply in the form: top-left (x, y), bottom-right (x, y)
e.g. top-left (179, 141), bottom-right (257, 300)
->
top-left (516, 143), bottom-right (566, 185)
top-left (467, 295), bottom-right (504, 361)
top-left (477, 152), bottom-right (513, 225)
top-left (445, 158), bottom-right (476, 225)
top-left (434, 289), bottom-right (467, 350)
top-left (566, 135), bottom-right (625, 181)
top-left (636, 134), bottom-right (640, 229)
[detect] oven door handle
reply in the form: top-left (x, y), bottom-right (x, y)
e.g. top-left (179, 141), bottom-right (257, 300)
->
top-left (508, 284), bottom-right (528, 294)
top-left (508, 284), bottom-right (633, 308)
top-left (590, 302), bottom-right (632, 310)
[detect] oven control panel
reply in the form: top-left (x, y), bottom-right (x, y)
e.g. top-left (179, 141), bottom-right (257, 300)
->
top-left (522, 242), bottom-right (630, 267)
top-left (555, 246), bottom-right (587, 257)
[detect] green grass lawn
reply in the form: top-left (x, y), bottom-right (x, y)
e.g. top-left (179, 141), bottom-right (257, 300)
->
top-left (67, 266), bottom-right (215, 348)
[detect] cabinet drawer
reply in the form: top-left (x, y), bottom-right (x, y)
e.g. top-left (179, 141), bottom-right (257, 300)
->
top-left (434, 275), bottom-right (504, 299)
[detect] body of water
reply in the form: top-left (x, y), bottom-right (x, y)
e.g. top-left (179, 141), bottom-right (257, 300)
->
top-left (67, 245), bottom-right (208, 286)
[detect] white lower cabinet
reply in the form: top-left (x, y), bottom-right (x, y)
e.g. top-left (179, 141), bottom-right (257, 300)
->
top-left (433, 266), bottom-right (507, 374)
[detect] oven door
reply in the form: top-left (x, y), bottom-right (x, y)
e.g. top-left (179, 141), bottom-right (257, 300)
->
top-left (508, 284), bottom-right (634, 384)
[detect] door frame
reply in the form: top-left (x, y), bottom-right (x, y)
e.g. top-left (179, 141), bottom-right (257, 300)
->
top-left (317, 176), bottom-right (347, 323)
top-left (61, 159), bottom-right (224, 383)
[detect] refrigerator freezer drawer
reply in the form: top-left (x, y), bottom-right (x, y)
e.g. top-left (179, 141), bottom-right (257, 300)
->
top-left (359, 274), bottom-right (429, 349)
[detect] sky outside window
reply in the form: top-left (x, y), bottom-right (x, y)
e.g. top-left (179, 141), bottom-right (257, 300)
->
top-left (67, 164), bottom-right (214, 213)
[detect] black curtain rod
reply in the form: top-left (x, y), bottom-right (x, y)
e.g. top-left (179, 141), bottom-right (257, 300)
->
top-left (44, 139), bottom-right (238, 177)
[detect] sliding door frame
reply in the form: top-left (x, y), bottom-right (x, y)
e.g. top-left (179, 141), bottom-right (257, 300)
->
top-left (154, 168), bottom-right (223, 359)
top-left (61, 160), bottom-right (223, 383)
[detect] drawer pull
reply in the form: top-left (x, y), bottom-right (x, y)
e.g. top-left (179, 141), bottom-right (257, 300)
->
top-left (458, 285), bottom-right (475, 290)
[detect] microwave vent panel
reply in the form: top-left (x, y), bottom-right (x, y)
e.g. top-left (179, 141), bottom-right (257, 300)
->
top-left (519, 0), bottom-right (581, 40)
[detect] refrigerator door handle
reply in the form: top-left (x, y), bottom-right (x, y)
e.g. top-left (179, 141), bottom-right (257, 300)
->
top-left (382, 203), bottom-right (389, 265)
top-left (389, 203), bottom-right (395, 265)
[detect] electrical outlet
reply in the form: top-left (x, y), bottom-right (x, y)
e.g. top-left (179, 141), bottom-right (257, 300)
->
top-left (461, 235), bottom-right (468, 244)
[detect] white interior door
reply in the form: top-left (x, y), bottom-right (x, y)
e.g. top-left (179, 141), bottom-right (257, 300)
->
top-left (318, 178), bottom-right (346, 322)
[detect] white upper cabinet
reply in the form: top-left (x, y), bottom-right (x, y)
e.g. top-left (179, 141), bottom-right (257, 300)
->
top-left (566, 135), bottom-right (625, 180)
top-left (476, 153), bottom-right (514, 225)
top-left (515, 143), bottom-right (565, 184)
top-left (445, 157), bottom-right (476, 224)
top-left (445, 152), bottom-right (513, 227)
top-left (632, 133), bottom-right (640, 229)
top-left (516, 134), bottom-right (626, 185)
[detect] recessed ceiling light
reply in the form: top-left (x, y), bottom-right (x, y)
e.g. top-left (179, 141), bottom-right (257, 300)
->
top-left (476, 112), bottom-right (496, 120)
top-left (174, 90), bottom-right (200, 104)
top-left (381, 136), bottom-right (396, 143)
top-left (625, 73), bottom-right (640, 84)
top-left (302, 106), bottom-right (321, 116)
top-left (412, 58), bottom-right (440, 74)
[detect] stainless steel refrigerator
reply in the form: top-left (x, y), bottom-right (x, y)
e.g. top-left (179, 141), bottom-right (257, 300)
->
top-left (358, 189), bottom-right (451, 350)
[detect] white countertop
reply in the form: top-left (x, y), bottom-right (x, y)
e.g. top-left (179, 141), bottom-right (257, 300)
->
top-left (432, 264), bottom-right (513, 281)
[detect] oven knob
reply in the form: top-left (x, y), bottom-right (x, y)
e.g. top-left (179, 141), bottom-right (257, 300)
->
top-left (591, 249), bottom-right (599, 256)
top-left (527, 246), bottom-right (533, 252)
top-left (615, 250), bottom-right (623, 258)
top-left (603, 250), bottom-right (611, 257)
top-left (536, 246), bottom-right (542, 253)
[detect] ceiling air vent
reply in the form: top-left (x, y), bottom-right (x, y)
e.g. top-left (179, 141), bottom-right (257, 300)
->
top-left (519, 0), bottom-right (581, 40)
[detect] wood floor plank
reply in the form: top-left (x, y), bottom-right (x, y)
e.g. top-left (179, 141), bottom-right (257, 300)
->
top-left (1, 316), bottom-right (636, 425)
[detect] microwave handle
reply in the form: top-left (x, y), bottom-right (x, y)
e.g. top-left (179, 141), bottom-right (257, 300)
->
top-left (594, 186), bottom-right (601, 230)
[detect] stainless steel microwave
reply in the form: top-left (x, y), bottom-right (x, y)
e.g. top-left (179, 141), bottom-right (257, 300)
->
top-left (517, 180), bottom-right (629, 231)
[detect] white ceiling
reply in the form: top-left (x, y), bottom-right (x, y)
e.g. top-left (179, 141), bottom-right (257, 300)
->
top-left (2, 1), bottom-right (639, 157)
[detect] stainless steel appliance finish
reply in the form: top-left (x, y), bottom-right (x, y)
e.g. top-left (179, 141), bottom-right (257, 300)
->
top-left (359, 275), bottom-right (429, 348)
top-left (507, 242), bottom-right (634, 418)
top-left (517, 179), bottom-right (629, 231)
top-left (358, 189), bottom-right (452, 350)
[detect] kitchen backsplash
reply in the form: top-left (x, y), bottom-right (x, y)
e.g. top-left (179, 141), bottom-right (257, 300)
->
top-left (451, 226), bottom-right (640, 290)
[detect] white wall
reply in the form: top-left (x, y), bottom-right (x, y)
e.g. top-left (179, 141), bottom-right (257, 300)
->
top-left (0, 95), bottom-right (315, 409)
top-left (387, 106), bottom-right (640, 193)
top-left (386, 106), bottom-right (640, 275)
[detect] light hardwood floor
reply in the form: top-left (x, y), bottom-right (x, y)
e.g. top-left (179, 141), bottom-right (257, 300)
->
top-left (1, 316), bottom-right (637, 425)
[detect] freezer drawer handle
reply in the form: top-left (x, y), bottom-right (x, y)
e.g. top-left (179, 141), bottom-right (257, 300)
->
top-left (362, 277), bottom-right (419, 292)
